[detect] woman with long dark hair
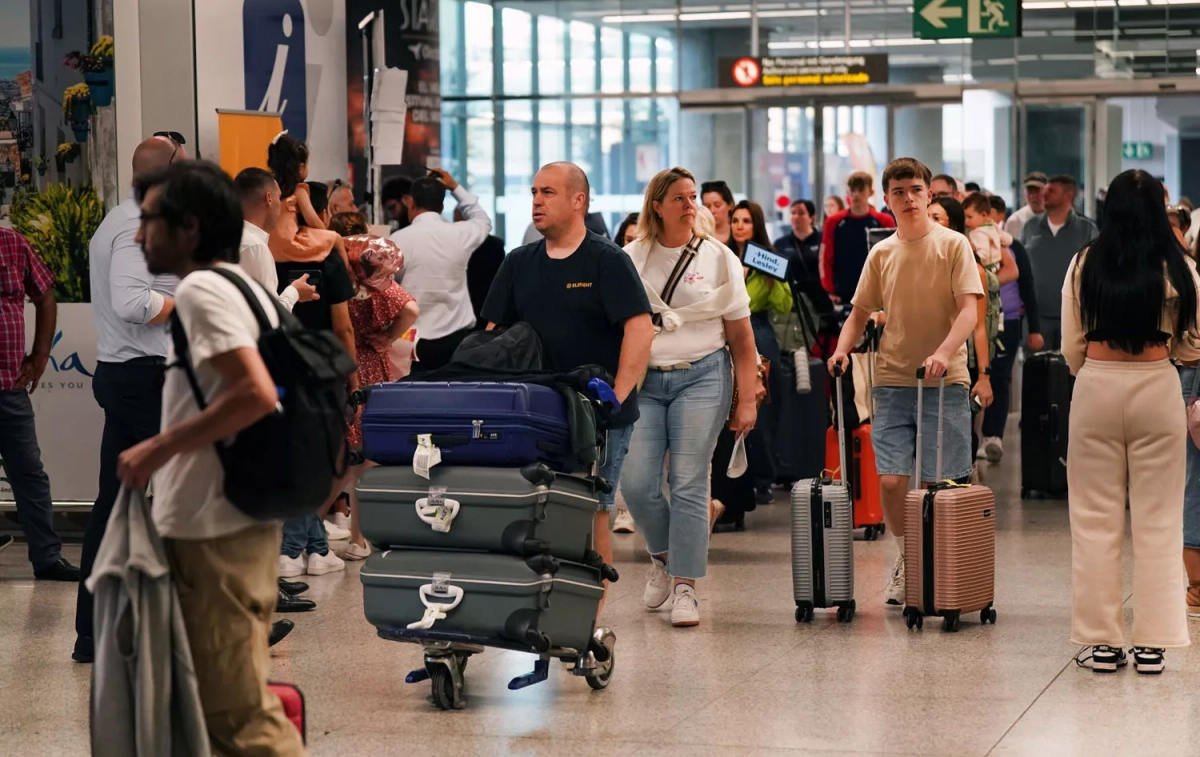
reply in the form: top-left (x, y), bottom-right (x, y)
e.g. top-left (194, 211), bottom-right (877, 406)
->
top-left (709, 200), bottom-right (793, 527)
top-left (1064, 169), bottom-right (1199, 674)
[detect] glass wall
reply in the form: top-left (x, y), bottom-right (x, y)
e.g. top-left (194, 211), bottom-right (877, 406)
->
top-left (441, 0), bottom-right (678, 247)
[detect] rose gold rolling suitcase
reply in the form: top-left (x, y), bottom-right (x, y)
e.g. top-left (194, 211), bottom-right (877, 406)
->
top-left (902, 368), bottom-right (998, 633)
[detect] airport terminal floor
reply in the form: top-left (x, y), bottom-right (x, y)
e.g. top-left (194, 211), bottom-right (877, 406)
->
top-left (2, 415), bottom-right (1196, 757)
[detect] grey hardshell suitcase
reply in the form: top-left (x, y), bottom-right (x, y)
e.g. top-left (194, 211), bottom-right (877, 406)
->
top-left (357, 463), bottom-right (599, 561)
top-left (360, 549), bottom-right (603, 653)
top-left (791, 367), bottom-right (856, 623)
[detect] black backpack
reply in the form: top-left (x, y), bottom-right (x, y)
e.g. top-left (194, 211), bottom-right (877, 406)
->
top-left (169, 267), bottom-right (358, 520)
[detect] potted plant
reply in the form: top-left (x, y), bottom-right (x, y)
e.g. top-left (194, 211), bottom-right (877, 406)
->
top-left (62, 83), bottom-right (92, 141)
top-left (65, 36), bottom-right (115, 107)
top-left (57, 143), bottom-right (80, 169)
top-left (34, 156), bottom-right (48, 176)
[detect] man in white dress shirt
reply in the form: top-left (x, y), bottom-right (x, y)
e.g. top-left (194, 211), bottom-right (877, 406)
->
top-left (74, 135), bottom-right (184, 664)
top-left (390, 169), bottom-right (493, 372)
top-left (233, 168), bottom-right (317, 313)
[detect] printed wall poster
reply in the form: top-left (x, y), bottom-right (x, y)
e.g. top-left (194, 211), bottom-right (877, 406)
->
top-left (0, 304), bottom-right (102, 504)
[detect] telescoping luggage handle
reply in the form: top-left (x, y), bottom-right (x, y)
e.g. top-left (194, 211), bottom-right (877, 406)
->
top-left (831, 365), bottom-right (849, 492)
top-left (913, 367), bottom-right (946, 488)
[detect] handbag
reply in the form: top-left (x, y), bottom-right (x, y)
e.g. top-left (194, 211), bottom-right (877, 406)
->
top-left (728, 354), bottom-right (769, 428)
top-left (1188, 365), bottom-right (1200, 448)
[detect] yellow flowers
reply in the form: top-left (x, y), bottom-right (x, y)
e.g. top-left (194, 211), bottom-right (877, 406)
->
top-left (56, 143), bottom-right (80, 160)
top-left (63, 83), bottom-right (91, 121)
top-left (90, 35), bottom-right (114, 60)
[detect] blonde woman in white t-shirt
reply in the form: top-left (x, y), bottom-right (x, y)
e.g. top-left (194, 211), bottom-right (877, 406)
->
top-left (620, 167), bottom-right (760, 627)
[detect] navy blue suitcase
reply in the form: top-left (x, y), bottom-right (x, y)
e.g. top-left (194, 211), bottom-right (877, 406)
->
top-left (361, 382), bottom-right (579, 471)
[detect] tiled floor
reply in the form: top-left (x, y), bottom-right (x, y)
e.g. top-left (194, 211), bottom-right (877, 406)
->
top-left (3, 421), bottom-right (1197, 757)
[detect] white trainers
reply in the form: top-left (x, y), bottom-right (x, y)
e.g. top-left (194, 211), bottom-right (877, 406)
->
top-left (982, 436), bottom-right (1004, 463)
top-left (323, 519), bottom-right (351, 541)
top-left (344, 541), bottom-right (371, 561)
top-left (278, 554), bottom-right (306, 578)
top-left (306, 550), bottom-right (346, 576)
top-left (330, 512), bottom-right (352, 531)
top-left (885, 553), bottom-right (906, 606)
top-left (643, 557), bottom-right (671, 609)
top-left (612, 509), bottom-right (636, 534)
top-left (670, 584), bottom-right (700, 627)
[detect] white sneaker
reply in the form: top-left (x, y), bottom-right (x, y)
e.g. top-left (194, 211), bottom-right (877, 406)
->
top-left (982, 436), bottom-right (1004, 463)
top-left (670, 584), bottom-right (700, 627)
top-left (330, 512), bottom-right (352, 531)
top-left (643, 557), bottom-right (671, 609)
top-left (323, 519), bottom-right (351, 541)
top-left (885, 553), bottom-right (906, 606)
top-left (306, 550), bottom-right (346, 576)
top-left (344, 541), bottom-right (371, 561)
top-left (278, 554), bottom-right (306, 578)
top-left (612, 509), bottom-right (636, 534)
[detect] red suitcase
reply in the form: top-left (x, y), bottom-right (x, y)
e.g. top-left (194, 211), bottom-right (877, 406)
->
top-left (269, 682), bottom-right (306, 744)
top-left (824, 423), bottom-right (885, 539)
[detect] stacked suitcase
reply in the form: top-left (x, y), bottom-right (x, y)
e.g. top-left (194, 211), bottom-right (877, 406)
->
top-left (355, 381), bottom-right (618, 709)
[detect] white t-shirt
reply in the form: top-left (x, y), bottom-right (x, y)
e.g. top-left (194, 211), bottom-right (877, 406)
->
top-left (238, 221), bottom-right (298, 311)
top-left (1048, 219), bottom-right (1065, 237)
top-left (151, 263), bottom-right (281, 540)
top-left (637, 238), bottom-right (752, 366)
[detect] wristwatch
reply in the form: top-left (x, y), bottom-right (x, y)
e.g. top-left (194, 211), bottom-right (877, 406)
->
top-left (980, 366), bottom-right (992, 376)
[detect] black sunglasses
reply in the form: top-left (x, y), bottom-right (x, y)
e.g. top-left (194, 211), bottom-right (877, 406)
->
top-left (154, 131), bottom-right (187, 164)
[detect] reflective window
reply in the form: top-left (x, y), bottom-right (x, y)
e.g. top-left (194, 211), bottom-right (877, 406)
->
top-left (538, 16), bottom-right (566, 96)
top-left (464, 2), bottom-right (493, 97)
top-left (629, 34), bottom-right (653, 94)
top-left (600, 27), bottom-right (625, 94)
top-left (501, 8), bottom-right (532, 96)
top-left (569, 21), bottom-right (597, 95)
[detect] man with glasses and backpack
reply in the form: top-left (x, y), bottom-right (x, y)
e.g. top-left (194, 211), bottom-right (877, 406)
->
top-left (116, 160), bottom-right (353, 755)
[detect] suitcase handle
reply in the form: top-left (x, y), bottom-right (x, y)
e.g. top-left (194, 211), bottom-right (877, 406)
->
top-left (408, 433), bottom-right (470, 448)
top-left (406, 584), bottom-right (465, 631)
top-left (1049, 404), bottom-right (1059, 443)
top-left (914, 367), bottom-right (946, 487)
top-left (831, 365), bottom-right (850, 497)
top-left (415, 497), bottom-right (460, 533)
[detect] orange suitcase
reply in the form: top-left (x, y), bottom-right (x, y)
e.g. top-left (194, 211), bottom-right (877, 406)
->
top-left (902, 369), bottom-right (997, 633)
top-left (824, 424), bottom-right (885, 539)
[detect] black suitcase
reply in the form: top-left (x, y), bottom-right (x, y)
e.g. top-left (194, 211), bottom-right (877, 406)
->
top-left (774, 353), bottom-right (828, 485)
top-left (1020, 351), bottom-right (1072, 498)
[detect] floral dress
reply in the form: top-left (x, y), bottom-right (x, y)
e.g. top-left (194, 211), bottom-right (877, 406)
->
top-left (346, 282), bottom-right (415, 448)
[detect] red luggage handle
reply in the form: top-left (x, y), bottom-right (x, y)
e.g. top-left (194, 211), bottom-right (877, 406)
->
top-left (830, 366), bottom-right (850, 497)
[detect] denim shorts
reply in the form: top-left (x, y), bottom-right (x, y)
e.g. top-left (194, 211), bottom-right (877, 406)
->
top-left (871, 383), bottom-right (974, 482)
top-left (596, 423), bottom-right (634, 513)
top-left (1179, 366), bottom-right (1200, 549)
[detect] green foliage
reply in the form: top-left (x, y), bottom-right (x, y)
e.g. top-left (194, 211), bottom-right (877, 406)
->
top-left (9, 184), bottom-right (102, 303)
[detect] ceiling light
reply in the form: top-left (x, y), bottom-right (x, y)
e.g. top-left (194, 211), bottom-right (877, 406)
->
top-left (600, 14), bottom-right (677, 23)
top-left (1024, 1), bottom-right (1066, 7)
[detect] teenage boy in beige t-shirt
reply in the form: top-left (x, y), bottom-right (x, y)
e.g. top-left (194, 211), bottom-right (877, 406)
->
top-left (828, 157), bottom-right (984, 608)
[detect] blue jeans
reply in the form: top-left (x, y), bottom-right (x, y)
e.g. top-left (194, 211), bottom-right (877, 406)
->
top-left (280, 514), bottom-right (329, 559)
top-left (597, 424), bottom-right (634, 513)
top-left (872, 383), bottom-right (974, 482)
top-left (1180, 366), bottom-right (1200, 550)
top-left (620, 348), bottom-right (732, 580)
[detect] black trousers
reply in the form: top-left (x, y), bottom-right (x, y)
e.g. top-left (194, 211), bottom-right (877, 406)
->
top-left (75, 358), bottom-right (165, 641)
top-left (0, 389), bottom-right (63, 570)
top-left (982, 318), bottom-right (1024, 439)
top-left (410, 326), bottom-right (474, 374)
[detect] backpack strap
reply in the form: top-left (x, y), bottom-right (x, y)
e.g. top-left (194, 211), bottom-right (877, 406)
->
top-left (206, 266), bottom-right (286, 333)
top-left (651, 234), bottom-right (703, 329)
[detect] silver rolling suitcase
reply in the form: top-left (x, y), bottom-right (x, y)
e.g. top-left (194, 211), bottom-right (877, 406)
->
top-left (356, 462), bottom-right (599, 562)
top-left (791, 366), bottom-right (856, 623)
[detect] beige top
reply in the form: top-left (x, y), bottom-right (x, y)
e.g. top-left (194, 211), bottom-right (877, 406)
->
top-left (1060, 252), bottom-right (1200, 375)
top-left (852, 222), bottom-right (984, 387)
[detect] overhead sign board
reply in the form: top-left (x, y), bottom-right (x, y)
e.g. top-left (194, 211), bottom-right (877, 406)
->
top-left (718, 55), bottom-right (889, 89)
top-left (1121, 142), bottom-right (1153, 160)
top-left (913, 0), bottom-right (1020, 40)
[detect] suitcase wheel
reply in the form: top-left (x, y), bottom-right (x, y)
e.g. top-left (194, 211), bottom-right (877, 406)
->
top-left (795, 603), bottom-right (815, 623)
top-left (585, 627), bottom-right (617, 691)
top-left (863, 524), bottom-right (885, 541)
top-left (942, 611), bottom-right (961, 633)
top-left (430, 666), bottom-right (456, 710)
top-left (903, 607), bottom-right (923, 630)
top-left (981, 606), bottom-right (998, 625)
top-left (836, 600), bottom-right (856, 624)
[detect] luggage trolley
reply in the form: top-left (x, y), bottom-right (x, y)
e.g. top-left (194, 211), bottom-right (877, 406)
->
top-left (358, 377), bottom-right (624, 710)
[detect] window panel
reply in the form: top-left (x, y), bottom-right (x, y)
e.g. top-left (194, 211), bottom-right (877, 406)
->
top-left (502, 8), bottom-right (533, 97)
top-left (464, 1), bottom-right (493, 97)
top-left (569, 21), bottom-right (596, 95)
top-left (538, 16), bottom-right (566, 96)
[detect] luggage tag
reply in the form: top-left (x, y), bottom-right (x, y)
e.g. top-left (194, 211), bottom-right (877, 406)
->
top-left (413, 433), bottom-right (442, 479)
top-left (415, 486), bottom-right (460, 533)
top-left (407, 573), bottom-right (464, 630)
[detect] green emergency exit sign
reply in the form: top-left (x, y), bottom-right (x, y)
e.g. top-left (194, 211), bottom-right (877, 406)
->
top-left (1122, 142), bottom-right (1153, 160)
top-left (914, 0), bottom-right (1020, 40)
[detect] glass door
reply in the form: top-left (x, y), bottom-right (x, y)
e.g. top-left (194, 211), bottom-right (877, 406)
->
top-left (1017, 99), bottom-right (1094, 217)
